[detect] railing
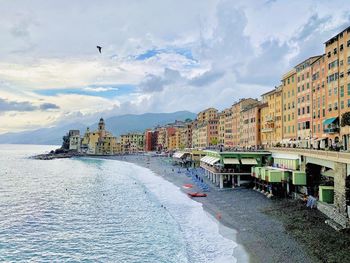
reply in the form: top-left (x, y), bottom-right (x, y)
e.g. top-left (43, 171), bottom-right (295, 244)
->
top-left (324, 127), bottom-right (340, 133)
top-left (267, 147), bottom-right (350, 164)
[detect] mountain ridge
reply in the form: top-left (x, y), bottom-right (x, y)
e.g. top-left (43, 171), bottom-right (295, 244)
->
top-left (0, 111), bottom-right (196, 145)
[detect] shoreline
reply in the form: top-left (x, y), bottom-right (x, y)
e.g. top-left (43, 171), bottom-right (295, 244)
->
top-left (92, 154), bottom-right (313, 263)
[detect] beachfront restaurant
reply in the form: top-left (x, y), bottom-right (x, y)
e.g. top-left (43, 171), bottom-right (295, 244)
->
top-left (251, 153), bottom-right (307, 197)
top-left (200, 150), bottom-right (270, 189)
top-left (172, 151), bottom-right (191, 166)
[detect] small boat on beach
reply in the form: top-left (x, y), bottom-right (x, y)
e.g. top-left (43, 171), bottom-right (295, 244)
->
top-left (182, 184), bottom-right (193, 189)
top-left (187, 192), bottom-right (207, 197)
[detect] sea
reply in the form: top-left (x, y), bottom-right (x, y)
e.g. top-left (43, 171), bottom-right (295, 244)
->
top-left (0, 145), bottom-right (239, 262)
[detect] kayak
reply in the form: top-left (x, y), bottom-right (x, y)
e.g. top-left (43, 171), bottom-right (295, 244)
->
top-left (182, 184), bottom-right (193, 189)
top-left (187, 192), bottom-right (207, 197)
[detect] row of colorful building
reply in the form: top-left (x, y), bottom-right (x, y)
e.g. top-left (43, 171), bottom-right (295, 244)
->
top-left (146, 26), bottom-right (350, 152)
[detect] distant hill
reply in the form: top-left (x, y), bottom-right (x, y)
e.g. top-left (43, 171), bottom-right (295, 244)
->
top-left (0, 111), bottom-right (196, 145)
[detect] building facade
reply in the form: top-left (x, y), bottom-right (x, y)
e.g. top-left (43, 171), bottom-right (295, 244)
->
top-left (281, 69), bottom-right (297, 142)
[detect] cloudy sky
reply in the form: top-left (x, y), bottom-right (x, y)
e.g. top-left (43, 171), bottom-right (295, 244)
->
top-left (0, 0), bottom-right (349, 133)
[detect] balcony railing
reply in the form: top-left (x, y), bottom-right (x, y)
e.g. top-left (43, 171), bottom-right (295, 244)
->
top-left (261, 128), bottom-right (273, 133)
top-left (324, 127), bottom-right (340, 134)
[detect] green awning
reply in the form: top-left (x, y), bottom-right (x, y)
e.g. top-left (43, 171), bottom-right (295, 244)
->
top-left (323, 117), bottom-right (338, 125)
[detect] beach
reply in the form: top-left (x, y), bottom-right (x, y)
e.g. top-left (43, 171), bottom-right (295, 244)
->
top-left (101, 154), bottom-right (313, 263)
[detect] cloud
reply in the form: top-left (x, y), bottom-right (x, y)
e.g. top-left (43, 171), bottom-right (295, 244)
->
top-left (0, 98), bottom-right (37, 112)
top-left (39, 103), bottom-right (60, 110)
top-left (188, 70), bottom-right (225, 86)
top-left (139, 68), bottom-right (183, 93)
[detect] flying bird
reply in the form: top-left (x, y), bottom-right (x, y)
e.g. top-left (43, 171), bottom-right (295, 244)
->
top-left (96, 46), bottom-right (102, 53)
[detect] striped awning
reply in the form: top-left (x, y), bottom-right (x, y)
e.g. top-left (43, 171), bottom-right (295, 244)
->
top-left (240, 158), bottom-right (258, 165)
top-left (200, 156), bottom-right (220, 165)
top-left (173, 152), bottom-right (185, 159)
top-left (223, 158), bottom-right (240, 164)
top-left (208, 157), bottom-right (220, 165)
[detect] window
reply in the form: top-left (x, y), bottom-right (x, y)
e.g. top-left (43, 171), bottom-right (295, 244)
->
top-left (307, 94), bottom-right (310, 101)
top-left (298, 98), bottom-right (301, 103)
top-left (298, 86), bottom-right (300, 92)
top-left (334, 102), bottom-right (338, 110)
top-left (302, 107), bottom-right (305, 114)
top-left (347, 40), bottom-right (350, 47)
top-left (340, 44), bottom-right (344, 51)
top-left (348, 99), bottom-right (350, 108)
top-left (348, 56), bottom-right (350, 65)
top-left (328, 104), bottom-right (332, 112)
top-left (307, 83), bottom-right (309, 89)
top-left (340, 60), bottom-right (344, 66)
top-left (305, 121), bottom-right (310, 129)
top-left (298, 108), bottom-right (300, 115)
top-left (302, 85), bottom-right (305, 91)
top-left (341, 101), bottom-right (344, 109)
top-left (307, 106), bottom-right (310, 114)
top-left (307, 72), bottom-right (309, 78)
top-left (348, 83), bottom-right (350, 95)
top-left (341, 86), bottom-right (344, 97)
top-left (322, 108), bottom-right (325, 117)
top-left (292, 76), bottom-right (294, 82)
top-left (329, 88), bottom-right (332, 96)
top-left (302, 74), bottom-right (304, 81)
top-left (334, 87), bottom-right (338, 95)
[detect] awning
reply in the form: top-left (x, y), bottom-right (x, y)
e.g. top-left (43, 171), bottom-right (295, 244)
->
top-left (200, 156), bottom-right (210, 163)
top-left (200, 156), bottom-right (220, 165)
top-left (173, 152), bottom-right (185, 158)
top-left (223, 158), bottom-right (240, 164)
top-left (240, 158), bottom-right (258, 165)
top-left (208, 157), bottom-right (220, 165)
top-left (323, 117), bottom-right (338, 126)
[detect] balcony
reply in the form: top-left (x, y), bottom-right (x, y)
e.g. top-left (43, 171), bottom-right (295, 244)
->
top-left (266, 116), bottom-right (274, 122)
top-left (261, 128), bottom-right (273, 133)
top-left (324, 127), bottom-right (340, 134)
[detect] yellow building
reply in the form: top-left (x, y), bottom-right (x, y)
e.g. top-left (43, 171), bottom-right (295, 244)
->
top-left (218, 110), bottom-right (226, 146)
top-left (81, 118), bottom-right (118, 155)
top-left (224, 108), bottom-right (233, 148)
top-left (120, 133), bottom-right (145, 153)
top-left (260, 87), bottom-right (283, 146)
top-left (180, 124), bottom-right (192, 149)
top-left (191, 121), bottom-right (200, 148)
top-left (281, 69), bottom-right (297, 142)
top-left (197, 108), bottom-right (218, 122)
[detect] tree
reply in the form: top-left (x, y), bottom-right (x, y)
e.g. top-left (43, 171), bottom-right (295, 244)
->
top-left (341, 112), bottom-right (350, 127)
top-left (62, 133), bottom-right (70, 150)
top-left (210, 138), bottom-right (218, 146)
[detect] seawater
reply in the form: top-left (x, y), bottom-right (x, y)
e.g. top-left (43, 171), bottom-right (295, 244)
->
top-left (0, 145), bottom-right (238, 262)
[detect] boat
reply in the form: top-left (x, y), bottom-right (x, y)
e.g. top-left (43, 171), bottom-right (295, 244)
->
top-left (182, 184), bottom-right (193, 189)
top-left (187, 192), bottom-right (207, 197)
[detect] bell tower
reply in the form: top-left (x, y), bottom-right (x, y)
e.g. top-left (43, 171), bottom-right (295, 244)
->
top-left (98, 118), bottom-right (106, 139)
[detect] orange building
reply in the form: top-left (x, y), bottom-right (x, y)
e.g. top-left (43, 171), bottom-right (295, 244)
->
top-left (240, 102), bottom-right (261, 148)
top-left (310, 54), bottom-right (327, 147)
top-left (231, 98), bottom-right (259, 147)
top-left (324, 27), bottom-right (350, 149)
top-left (295, 56), bottom-right (322, 147)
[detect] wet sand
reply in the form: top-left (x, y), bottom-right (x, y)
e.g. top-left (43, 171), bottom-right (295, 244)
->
top-left (104, 155), bottom-right (316, 263)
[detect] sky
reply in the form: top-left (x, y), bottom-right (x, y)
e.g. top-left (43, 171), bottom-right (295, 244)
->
top-left (0, 0), bottom-right (350, 133)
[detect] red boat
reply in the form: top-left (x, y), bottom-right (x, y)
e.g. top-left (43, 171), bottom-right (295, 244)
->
top-left (187, 192), bottom-right (207, 197)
